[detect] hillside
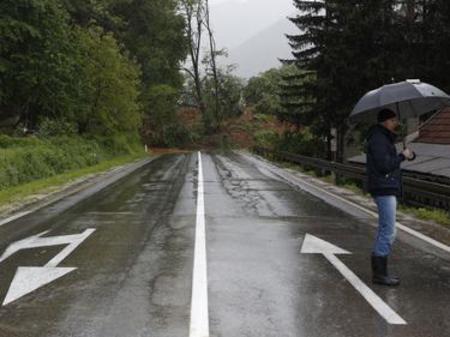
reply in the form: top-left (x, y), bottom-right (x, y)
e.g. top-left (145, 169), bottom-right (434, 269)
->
top-left (222, 17), bottom-right (297, 78)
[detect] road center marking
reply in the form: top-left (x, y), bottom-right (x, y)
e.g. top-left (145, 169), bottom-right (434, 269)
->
top-left (189, 152), bottom-right (210, 337)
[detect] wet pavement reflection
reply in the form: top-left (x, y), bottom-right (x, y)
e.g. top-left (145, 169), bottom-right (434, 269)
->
top-left (0, 152), bottom-right (448, 337)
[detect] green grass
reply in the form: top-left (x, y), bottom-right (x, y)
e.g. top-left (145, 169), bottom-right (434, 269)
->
top-left (340, 182), bottom-right (371, 196)
top-left (399, 205), bottom-right (450, 227)
top-left (0, 134), bottom-right (143, 189)
top-left (0, 152), bottom-right (147, 208)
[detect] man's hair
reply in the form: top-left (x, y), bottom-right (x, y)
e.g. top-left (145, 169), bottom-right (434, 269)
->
top-left (377, 108), bottom-right (397, 123)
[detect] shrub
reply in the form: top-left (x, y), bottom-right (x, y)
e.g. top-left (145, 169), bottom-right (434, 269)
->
top-left (276, 129), bottom-right (324, 157)
top-left (254, 130), bottom-right (280, 149)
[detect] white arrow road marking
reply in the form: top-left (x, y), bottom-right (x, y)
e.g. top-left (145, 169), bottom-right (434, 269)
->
top-left (189, 152), bottom-right (210, 337)
top-left (2, 267), bottom-right (76, 306)
top-left (1, 228), bottom-right (95, 306)
top-left (301, 234), bottom-right (407, 325)
top-left (245, 153), bottom-right (450, 254)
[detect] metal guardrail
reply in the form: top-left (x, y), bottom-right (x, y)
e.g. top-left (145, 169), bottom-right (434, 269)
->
top-left (254, 147), bottom-right (450, 211)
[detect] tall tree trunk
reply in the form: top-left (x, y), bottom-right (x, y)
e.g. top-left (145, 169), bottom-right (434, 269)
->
top-left (203, 0), bottom-right (220, 132)
top-left (181, 0), bottom-right (206, 122)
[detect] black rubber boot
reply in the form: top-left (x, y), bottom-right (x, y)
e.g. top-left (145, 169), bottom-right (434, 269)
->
top-left (371, 255), bottom-right (400, 286)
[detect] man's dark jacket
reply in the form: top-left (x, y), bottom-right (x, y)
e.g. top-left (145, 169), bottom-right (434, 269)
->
top-left (366, 125), bottom-right (406, 197)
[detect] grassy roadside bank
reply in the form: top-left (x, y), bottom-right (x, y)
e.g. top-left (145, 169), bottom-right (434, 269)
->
top-left (0, 134), bottom-right (148, 212)
top-left (0, 152), bottom-right (147, 210)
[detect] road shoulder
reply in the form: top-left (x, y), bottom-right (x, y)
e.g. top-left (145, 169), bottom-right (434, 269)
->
top-left (0, 155), bottom-right (159, 227)
top-left (239, 150), bottom-right (450, 255)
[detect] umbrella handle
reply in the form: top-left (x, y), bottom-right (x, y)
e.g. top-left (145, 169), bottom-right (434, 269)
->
top-left (397, 102), bottom-right (407, 150)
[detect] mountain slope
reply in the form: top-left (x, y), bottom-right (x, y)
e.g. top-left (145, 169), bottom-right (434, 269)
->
top-left (210, 0), bottom-right (294, 50)
top-left (221, 17), bottom-right (297, 78)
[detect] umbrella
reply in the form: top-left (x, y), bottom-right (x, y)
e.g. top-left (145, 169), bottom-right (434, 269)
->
top-left (349, 80), bottom-right (450, 124)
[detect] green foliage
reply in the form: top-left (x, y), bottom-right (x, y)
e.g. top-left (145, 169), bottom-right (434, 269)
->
top-left (1, 0), bottom-right (188, 149)
top-left (277, 129), bottom-right (325, 158)
top-left (0, 152), bottom-right (146, 207)
top-left (38, 118), bottom-right (78, 137)
top-left (0, 134), bottom-right (41, 148)
top-left (403, 206), bottom-right (450, 227)
top-left (0, 134), bottom-right (141, 189)
top-left (142, 84), bottom-right (191, 147)
top-left (0, 0), bottom-right (145, 138)
top-left (254, 95), bottom-right (280, 116)
top-left (110, 0), bottom-right (187, 89)
top-left (92, 132), bottom-right (142, 155)
top-left (61, 0), bottom-right (120, 27)
top-left (245, 66), bottom-right (296, 116)
top-left (0, 0), bottom-right (81, 127)
top-left (74, 26), bottom-right (142, 135)
top-left (254, 130), bottom-right (280, 149)
top-left (203, 70), bottom-right (245, 132)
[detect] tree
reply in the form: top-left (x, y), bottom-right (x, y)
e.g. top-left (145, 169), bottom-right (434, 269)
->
top-left (108, 0), bottom-right (188, 144)
top-left (181, 0), bottom-right (233, 133)
top-left (203, 69), bottom-right (244, 127)
top-left (180, 0), bottom-right (207, 124)
top-left (404, 0), bottom-right (450, 93)
top-left (60, 0), bottom-right (118, 27)
top-left (110, 0), bottom-right (187, 90)
top-left (285, 0), bottom-right (404, 160)
top-left (203, 0), bottom-right (221, 132)
top-left (141, 84), bottom-right (190, 147)
top-left (0, 0), bottom-right (81, 129)
top-left (75, 26), bottom-right (142, 135)
top-left (245, 65), bottom-right (297, 118)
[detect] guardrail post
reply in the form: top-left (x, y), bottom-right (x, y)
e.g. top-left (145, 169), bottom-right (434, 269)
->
top-left (330, 128), bottom-right (337, 184)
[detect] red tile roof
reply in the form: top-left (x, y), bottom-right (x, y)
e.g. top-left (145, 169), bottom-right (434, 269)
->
top-left (416, 108), bottom-right (450, 144)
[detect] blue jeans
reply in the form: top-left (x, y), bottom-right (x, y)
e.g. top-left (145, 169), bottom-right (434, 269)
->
top-left (373, 196), bottom-right (398, 256)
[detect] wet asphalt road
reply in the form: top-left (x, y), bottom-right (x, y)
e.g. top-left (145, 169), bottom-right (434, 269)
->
top-left (0, 152), bottom-right (449, 337)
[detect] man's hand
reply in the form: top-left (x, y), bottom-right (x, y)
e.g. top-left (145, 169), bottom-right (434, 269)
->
top-left (402, 148), bottom-right (416, 161)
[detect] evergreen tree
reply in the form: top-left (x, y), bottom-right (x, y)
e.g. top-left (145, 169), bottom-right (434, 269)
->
top-left (283, 0), bottom-right (403, 160)
top-left (410, 0), bottom-right (450, 93)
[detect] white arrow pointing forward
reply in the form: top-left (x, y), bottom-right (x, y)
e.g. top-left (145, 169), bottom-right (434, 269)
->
top-left (301, 234), bottom-right (407, 325)
top-left (1, 228), bottom-right (95, 306)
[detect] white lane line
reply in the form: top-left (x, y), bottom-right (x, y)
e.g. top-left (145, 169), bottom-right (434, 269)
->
top-left (326, 253), bottom-right (407, 325)
top-left (0, 211), bottom-right (32, 227)
top-left (249, 154), bottom-right (450, 254)
top-left (294, 176), bottom-right (450, 254)
top-left (189, 152), bottom-right (210, 337)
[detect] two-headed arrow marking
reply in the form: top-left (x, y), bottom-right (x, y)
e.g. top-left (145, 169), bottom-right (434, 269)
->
top-left (301, 234), bottom-right (406, 325)
top-left (0, 228), bottom-right (95, 306)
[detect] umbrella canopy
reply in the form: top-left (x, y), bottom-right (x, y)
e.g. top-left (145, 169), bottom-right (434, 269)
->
top-left (349, 80), bottom-right (450, 123)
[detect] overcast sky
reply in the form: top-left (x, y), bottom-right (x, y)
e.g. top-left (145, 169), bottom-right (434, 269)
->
top-left (203, 0), bottom-right (297, 77)
top-left (209, 0), bottom-right (295, 50)
top-left (210, 0), bottom-right (249, 5)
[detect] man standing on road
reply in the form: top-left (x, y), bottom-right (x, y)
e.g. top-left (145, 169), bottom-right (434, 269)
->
top-left (366, 108), bottom-right (415, 286)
